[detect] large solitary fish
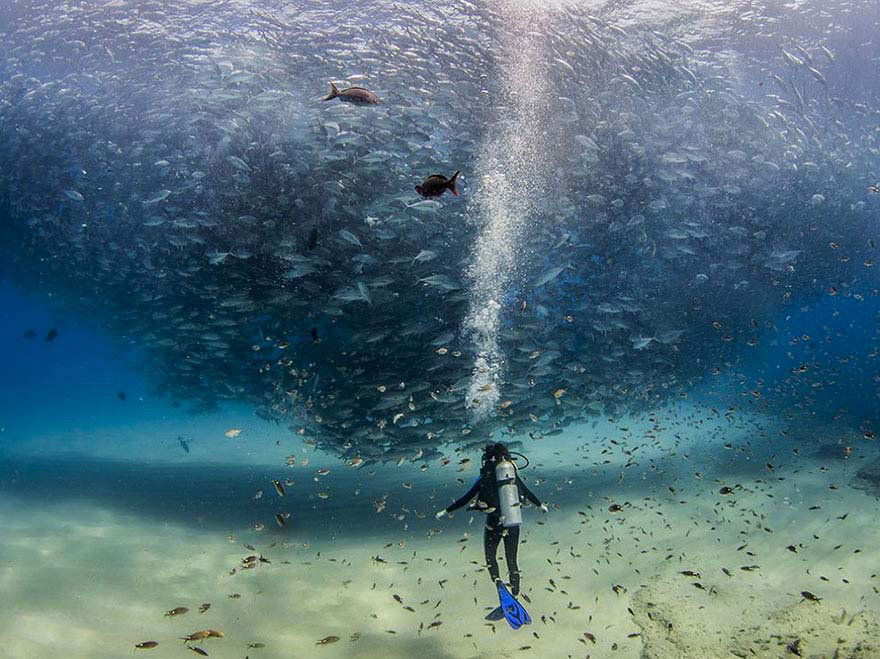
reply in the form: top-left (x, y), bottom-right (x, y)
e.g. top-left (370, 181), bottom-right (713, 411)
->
top-left (415, 171), bottom-right (460, 198)
top-left (322, 82), bottom-right (379, 105)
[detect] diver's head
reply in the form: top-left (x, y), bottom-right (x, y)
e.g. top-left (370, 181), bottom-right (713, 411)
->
top-left (482, 442), bottom-right (512, 467)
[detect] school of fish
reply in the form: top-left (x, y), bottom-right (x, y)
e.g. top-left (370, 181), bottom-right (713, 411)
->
top-left (1, 0), bottom-right (878, 469)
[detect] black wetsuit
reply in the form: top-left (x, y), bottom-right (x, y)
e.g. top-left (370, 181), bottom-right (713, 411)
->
top-left (443, 465), bottom-right (541, 595)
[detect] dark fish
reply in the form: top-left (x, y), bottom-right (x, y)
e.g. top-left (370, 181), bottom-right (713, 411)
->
top-left (719, 486), bottom-right (734, 495)
top-left (178, 436), bottom-right (190, 453)
top-left (135, 641), bottom-right (159, 649)
top-left (801, 591), bottom-right (821, 602)
top-left (272, 479), bottom-right (285, 497)
top-left (322, 82), bottom-right (379, 105)
top-left (415, 171), bottom-right (460, 198)
top-left (23, 329), bottom-right (36, 339)
top-left (117, 391), bottom-right (126, 401)
top-left (188, 647), bottom-right (209, 657)
top-left (45, 328), bottom-right (58, 342)
top-left (165, 606), bottom-right (189, 617)
top-left (311, 326), bottom-right (319, 343)
top-left (275, 513), bottom-right (286, 527)
top-left (316, 635), bottom-right (340, 645)
top-left (198, 602), bottom-right (210, 614)
top-left (307, 226), bottom-right (319, 250)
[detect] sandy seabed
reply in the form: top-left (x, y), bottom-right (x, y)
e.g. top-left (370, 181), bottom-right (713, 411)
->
top-left (1, 404), bottom-right (879, 659)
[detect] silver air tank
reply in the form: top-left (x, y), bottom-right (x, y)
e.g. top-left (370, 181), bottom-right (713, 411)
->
top-left (495, 459), bottom-right (522, 528)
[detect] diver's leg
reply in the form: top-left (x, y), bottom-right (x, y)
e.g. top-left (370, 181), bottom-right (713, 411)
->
top-left (484, 517), bottom-right (502, 583)
top-left (483, 517), bottom-right (507, 621)
top-left (503, 525), bottom-right (521, 595)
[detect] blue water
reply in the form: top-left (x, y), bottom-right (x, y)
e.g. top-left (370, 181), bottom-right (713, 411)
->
top-left (2, 0), bottom-right (880, 656)
top-left (0, 282), bottom-right (153, 437)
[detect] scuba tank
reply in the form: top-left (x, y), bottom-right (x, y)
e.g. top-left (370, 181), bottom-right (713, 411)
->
top-left (495, 459), bottom-right (522, 527)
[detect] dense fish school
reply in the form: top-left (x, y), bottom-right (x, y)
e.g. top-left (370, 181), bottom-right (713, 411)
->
top-left (1, 0), bottom-right (879, 468)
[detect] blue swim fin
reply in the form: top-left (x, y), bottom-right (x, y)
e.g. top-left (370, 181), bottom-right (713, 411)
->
top-left (496, 580), bottom-right (531, 630)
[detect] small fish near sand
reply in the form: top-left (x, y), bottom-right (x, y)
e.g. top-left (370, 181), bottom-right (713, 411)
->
top-left (134, 641), bottom-right (159, 649)
top-left (165, 606), bottom-right (189, 618)
top-left (415, 171), bottom-right (460, 198)
top-left (316, 635), bottom-right (340, 645)
top-left (322, 82), bottom-right (379, 105)
top-left (181, 629), bottom-right (224, 644)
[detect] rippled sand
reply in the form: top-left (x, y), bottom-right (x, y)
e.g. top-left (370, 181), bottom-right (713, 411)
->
top-left (1, 406), bottom-right (879, 658)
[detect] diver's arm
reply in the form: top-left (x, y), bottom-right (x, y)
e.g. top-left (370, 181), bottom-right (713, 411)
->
top-left (516, 475), bottom-right (542, 507)
top-left (444, 477), bottom-right (481, 513)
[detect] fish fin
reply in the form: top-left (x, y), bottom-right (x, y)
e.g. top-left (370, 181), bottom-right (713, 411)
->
top-left (322, 82), bottom-right (339, 101)
top-left (448, 170), bottom-right (460, 195)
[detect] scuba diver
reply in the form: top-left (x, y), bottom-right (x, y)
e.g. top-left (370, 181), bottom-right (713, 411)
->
top-left (434, 442), bottom-right (546, 628)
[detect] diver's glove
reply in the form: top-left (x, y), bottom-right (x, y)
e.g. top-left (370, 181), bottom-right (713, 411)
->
top-left (539, 503), bottom-right (548, 513)
top-left (435, 509), bottom-right (447, 520)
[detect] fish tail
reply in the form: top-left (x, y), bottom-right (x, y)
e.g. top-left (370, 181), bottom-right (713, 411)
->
top-left (322, 82), bottom-right (339, 101)
top-left (448, 171), bottom-right (460, 195)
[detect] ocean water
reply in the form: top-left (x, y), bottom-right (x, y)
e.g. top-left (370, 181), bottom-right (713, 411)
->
top-left (2, 0), bottom-right (880, 657)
